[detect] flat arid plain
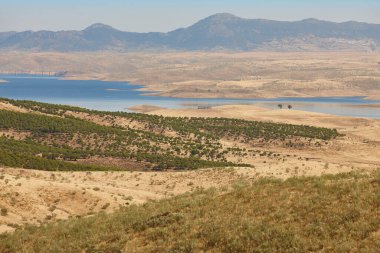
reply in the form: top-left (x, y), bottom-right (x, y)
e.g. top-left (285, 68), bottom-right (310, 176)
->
top-left (0, 51), bottom-right (379, 252)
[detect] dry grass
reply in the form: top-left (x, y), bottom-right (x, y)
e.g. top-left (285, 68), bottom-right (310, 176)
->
top-left (0, 170), bottom-right (379, 252)
top-left (0, 166), bottom-right (261, 234)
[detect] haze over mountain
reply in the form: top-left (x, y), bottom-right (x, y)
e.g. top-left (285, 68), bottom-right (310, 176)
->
top-left (0, 13), bottom-right (379, 52)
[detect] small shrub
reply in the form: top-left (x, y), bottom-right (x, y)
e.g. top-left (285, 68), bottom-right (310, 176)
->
top-left (101, 203), bottom-right (110, 210)
top-left (1, 207), bottom-right (8, 216)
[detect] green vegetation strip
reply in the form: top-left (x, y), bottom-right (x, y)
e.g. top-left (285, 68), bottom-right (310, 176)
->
top-left (0, 138), bottom-right (116, 171)
top-left (0, 171), bottom-right (379, 252)
top-left (0, 110), bottom-right (125, 135)
top-left (117, 114), bottom-right (340, 140)
top-left (0, 137), bottom-right (238, 171)
top-left (2, 98), bottom-right (340, 140)
top-left (0, 98), bottom-right (341, 170)
top-left (0, 150), bottom-right (113, 171)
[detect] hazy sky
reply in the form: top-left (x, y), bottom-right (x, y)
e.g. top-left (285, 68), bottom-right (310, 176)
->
top-left (0, 0), bottom-right (379, 32)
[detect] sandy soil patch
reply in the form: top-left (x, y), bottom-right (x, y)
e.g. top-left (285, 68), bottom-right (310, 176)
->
top-left (365, 93), bottom-right (380, 100)
top-left (0, 102), bottom-right (29, 113)
top-left (0, 130), bottom-right (31, 140)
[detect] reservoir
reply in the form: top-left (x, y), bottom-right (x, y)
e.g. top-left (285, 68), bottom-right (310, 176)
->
top-left (0, 74), bottom-right (379, 118)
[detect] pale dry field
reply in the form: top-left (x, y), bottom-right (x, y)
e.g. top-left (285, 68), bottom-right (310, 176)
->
top-left (0, 51), bottom-right (380, 99)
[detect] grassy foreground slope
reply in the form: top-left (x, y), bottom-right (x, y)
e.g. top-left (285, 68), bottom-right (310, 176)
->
top-left (1, 171), bottom-right (379, 253)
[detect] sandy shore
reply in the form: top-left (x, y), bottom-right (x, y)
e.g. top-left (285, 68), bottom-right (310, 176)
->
top-left (365, 93), bottom-right (380, 100)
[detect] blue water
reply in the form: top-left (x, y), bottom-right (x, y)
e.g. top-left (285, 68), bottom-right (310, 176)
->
top-left (0, 74), bottom-right (379, 118)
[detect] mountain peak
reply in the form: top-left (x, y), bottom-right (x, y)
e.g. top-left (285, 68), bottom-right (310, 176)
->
top-left (206, 13), bottom-right (241, 21)
top-left (84, 23), bottom-right (116, 31)
top-left (190, 13), bottom-right (242, 28)
top-left (301, 18), bottom-right (324, 23)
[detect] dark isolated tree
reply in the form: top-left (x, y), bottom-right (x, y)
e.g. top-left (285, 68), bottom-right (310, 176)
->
top-left (278, 104), bottom-right (283, 109)
top-left (288, 105), bottom-right (293, 110)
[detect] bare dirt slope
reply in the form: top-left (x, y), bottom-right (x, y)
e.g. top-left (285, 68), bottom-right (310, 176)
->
top-left (0, 167), bottom-right (261, 234)
top-left (0, 161), bottom-right (360, 234)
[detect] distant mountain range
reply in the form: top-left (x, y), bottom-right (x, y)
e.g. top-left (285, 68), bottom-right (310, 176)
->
top-left (0, 13), bottom-right (379, 52)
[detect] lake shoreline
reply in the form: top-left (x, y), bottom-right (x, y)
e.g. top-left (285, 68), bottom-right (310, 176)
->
top-left (62, 74), bottom-right (380, 101)
top-left (0, 74), bottom-right (379, 118)
top-left (1, 51), bottom-right (380, 102)
top-left (1, 72), bottom-right (380, 101)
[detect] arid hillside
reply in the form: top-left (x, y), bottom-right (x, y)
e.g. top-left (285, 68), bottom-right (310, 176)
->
top-left (1, 169), bottom-right (379, 253)
top-left (0, 99), bottom-right (379, 235)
